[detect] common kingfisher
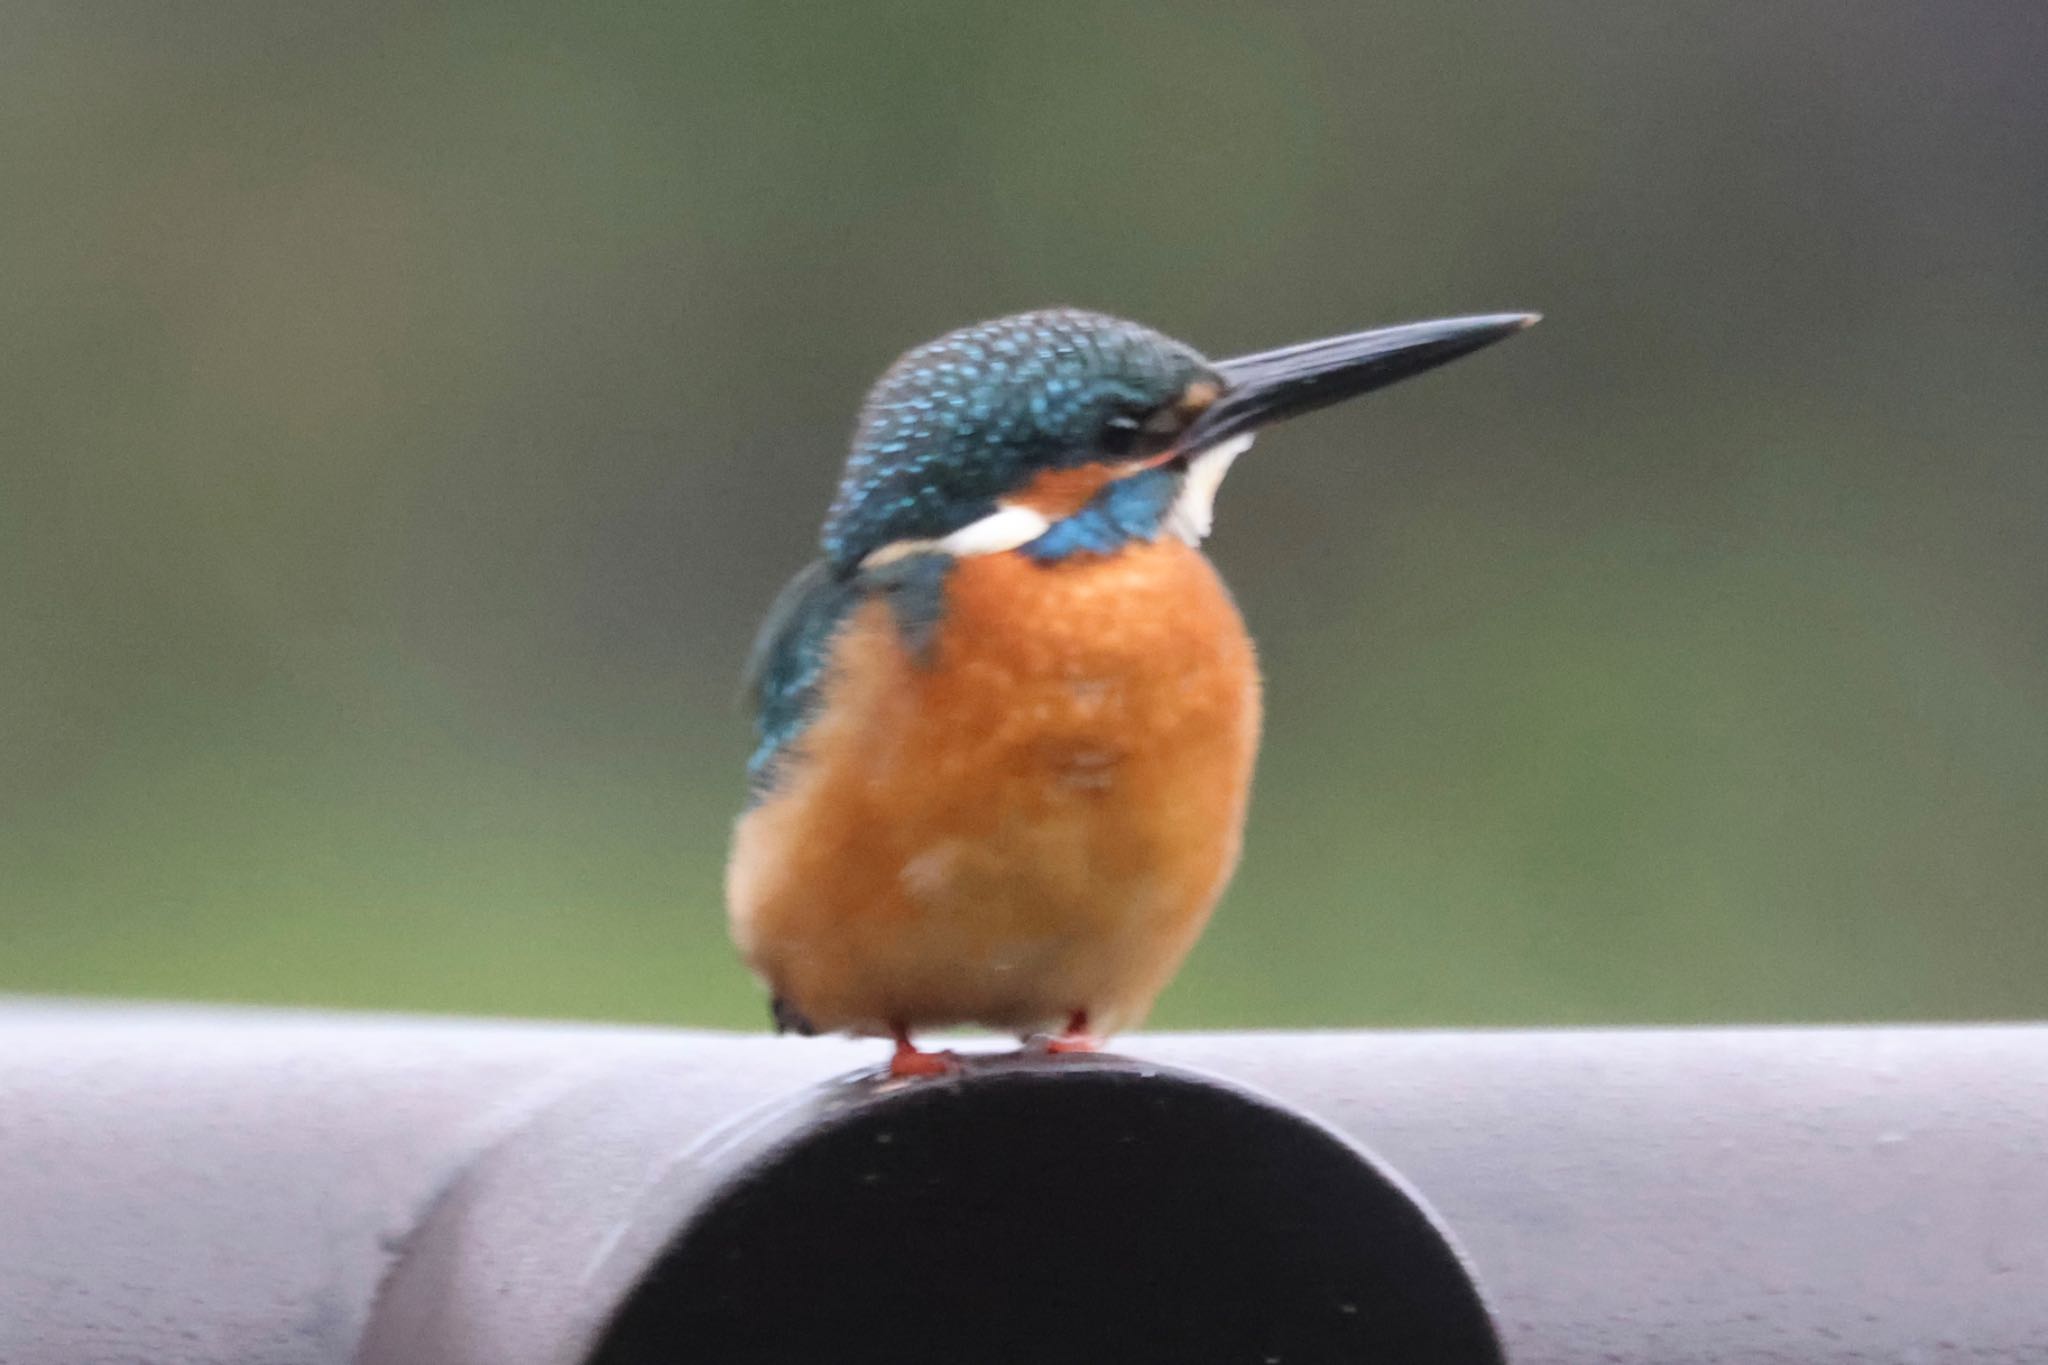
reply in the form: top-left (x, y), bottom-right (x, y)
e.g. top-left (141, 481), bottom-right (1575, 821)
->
top-left (728, 307), bottom-right (1536, 1076)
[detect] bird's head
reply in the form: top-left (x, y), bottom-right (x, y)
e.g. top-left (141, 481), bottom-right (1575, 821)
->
top-left (820, 307), bottom-right (1535, 572)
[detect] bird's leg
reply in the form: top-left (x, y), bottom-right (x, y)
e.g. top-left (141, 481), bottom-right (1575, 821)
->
top-left (1044, 1010), bottom-right (1103, 1054)
top-left (888, 1023), bottom-right (959, 1078)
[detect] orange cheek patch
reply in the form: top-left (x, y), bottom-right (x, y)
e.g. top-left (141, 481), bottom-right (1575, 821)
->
top-left (1009, 464), bottom-right (1122, 518)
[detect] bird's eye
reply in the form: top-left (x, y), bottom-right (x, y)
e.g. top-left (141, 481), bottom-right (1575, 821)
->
top-left (1099, 412), bottom-right (1144, 458)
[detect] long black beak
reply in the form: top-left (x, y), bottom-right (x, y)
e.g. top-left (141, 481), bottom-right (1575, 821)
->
top-left (1179, 312), bottom-right (1539, 454)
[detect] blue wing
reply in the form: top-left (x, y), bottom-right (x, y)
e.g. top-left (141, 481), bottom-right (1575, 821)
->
top-left (741, 559), bottom-right (863, 803)
top-left (740, 552), bottom-right (955, 804)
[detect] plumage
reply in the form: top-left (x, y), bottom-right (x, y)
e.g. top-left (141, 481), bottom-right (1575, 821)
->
top-left (728, 537), bottom-right (1259, 1038)
top-left (725, 306), bottom-right (1536, 1072)
top-left (739, 557), bottom-right (858, 802)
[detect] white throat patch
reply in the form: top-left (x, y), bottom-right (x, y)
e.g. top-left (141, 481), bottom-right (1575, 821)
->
top-left (1163, 434), bottom-right (1253, 545)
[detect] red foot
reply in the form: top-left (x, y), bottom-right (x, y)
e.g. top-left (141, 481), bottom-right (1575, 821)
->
top-left (888, 1026), bottom-right (959, 1079)
top-left (1044, 1010), bottom-right (1103, 1055)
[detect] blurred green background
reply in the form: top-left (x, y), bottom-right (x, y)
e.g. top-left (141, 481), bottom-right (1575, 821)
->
top-left (5, 3), bottom-right (2045, 1030)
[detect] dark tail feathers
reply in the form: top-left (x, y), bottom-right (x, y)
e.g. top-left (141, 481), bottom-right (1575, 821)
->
top-left (771, 995), bottom-right (819, 1037)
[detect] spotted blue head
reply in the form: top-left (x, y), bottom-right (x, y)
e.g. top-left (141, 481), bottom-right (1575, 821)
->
top-left (818, 307), bottom-right (1538, 573)
top-left (821, 310), bottom-right (1213, 572)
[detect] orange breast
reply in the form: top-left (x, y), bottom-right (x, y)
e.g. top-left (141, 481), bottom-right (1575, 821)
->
top-left (726, 538), bottom-right (1262, 1037)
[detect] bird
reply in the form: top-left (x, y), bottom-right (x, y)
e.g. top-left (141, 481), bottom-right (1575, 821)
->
top-left (727, 306), bottom-right (1536, 1076)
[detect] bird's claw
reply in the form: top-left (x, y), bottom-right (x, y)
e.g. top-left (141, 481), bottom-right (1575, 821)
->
top-left (888, 1037), bottom-right (961, 1079)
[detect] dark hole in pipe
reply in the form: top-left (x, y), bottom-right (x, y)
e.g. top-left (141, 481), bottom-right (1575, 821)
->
top-left (592, 1060), bottom-right (1500, 1365)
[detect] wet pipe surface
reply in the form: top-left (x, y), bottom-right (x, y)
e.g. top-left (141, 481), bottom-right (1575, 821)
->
top-left (592, 1051), bottom-right (1502, 1365)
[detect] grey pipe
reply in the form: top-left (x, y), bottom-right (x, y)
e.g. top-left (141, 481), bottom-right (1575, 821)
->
top-left (2, 1001), bottom-right (2044, 1363)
